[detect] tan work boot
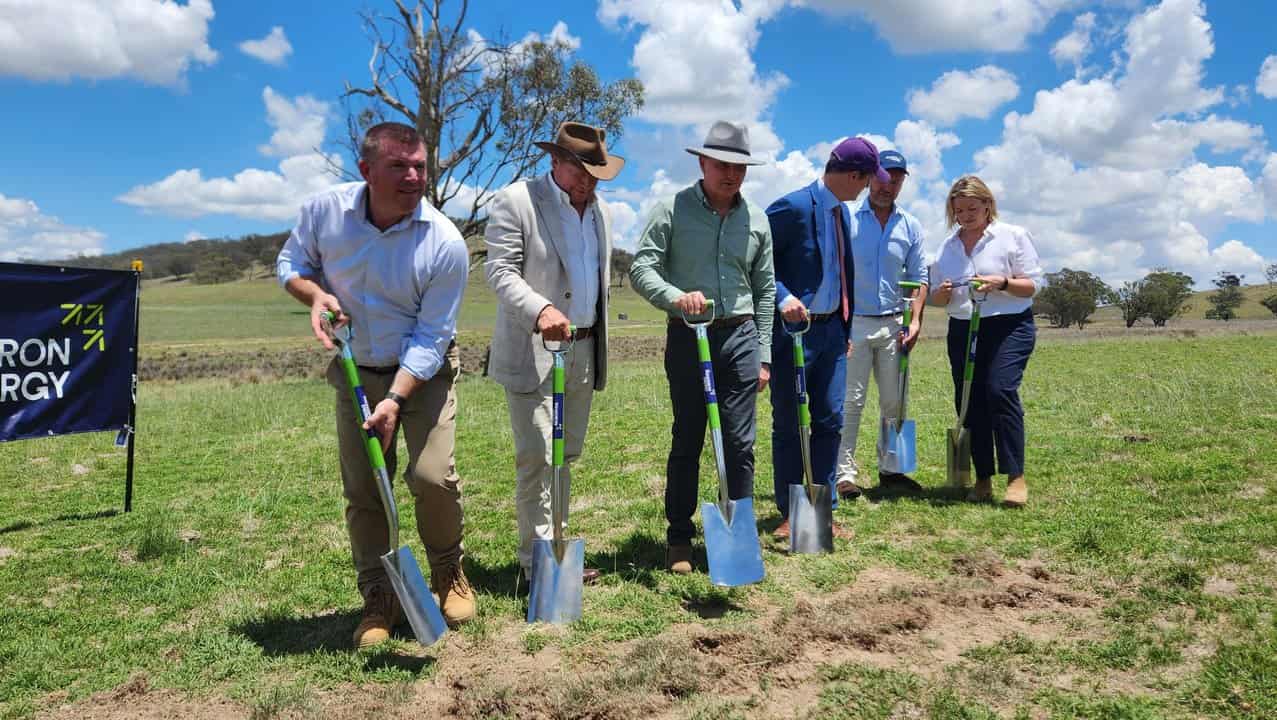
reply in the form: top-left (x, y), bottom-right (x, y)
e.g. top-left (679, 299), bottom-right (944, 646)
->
top-left (967, 476), bottom-right (994, 503)
top-left (353, 584), bottom-right (400, 649)
top-left (666, 544), bottom-right (693, 575)
top-left (1003, 476), bottom-right (1028, 508)
top-left (431, 564), bottom-right (476, 627)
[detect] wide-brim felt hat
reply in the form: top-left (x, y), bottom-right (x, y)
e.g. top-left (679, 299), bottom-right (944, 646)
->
top-left (685, 120), bottom-right (766, 166)
top-left (534, 121), bottom-right (625, 180)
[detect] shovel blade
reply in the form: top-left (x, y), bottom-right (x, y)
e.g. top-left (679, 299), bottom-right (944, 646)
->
top-left (945, 428), bottom-right (971, 488)
top-left (701, 497), bottom-right (765, 587)
top-left (380, 545), bottom-right (448, 647)
top-left (526, 538), bottom-right (586, 624)
top-left (878, 417), bottom-right (918, 475)
top-left (788, 483), bottom-right (834, 554)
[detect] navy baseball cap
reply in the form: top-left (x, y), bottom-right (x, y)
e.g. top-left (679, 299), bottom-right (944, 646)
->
top-left (879, 150), bottom-right (908, 174)
top-left (828, 137), bottom-right (890, 183)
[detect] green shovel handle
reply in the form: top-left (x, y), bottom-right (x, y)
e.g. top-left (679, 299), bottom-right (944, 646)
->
top-left (321, 312), bottom-right (388, 473)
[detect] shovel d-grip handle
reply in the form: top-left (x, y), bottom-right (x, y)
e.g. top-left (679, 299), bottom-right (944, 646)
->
top-left (679, 298), bottom-right (716, 328)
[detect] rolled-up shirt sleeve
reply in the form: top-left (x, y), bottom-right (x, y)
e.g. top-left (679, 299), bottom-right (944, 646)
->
top-left (1012, 228), bottom-right (1045, 297)
top-left (277, 203), bottom-right (323, 286)
top-left (630, 202), bottom-right (683, 311)
top-left (400, 230), bottom-right (470, 381)
top-left (904, 222), bottom-right (927, 285)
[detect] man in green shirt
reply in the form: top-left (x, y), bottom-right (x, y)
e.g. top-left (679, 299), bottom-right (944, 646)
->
top-left (630, 120), bottom-right (776, 575)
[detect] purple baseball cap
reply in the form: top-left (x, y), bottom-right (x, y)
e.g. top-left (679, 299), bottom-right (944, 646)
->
top-left (828, 137), bottom-right (890, 183)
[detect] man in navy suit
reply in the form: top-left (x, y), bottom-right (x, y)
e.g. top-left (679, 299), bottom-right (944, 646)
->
top-left (766, 138), bottom-right (889, 539)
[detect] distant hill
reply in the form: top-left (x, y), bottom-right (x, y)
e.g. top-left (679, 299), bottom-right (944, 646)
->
top-left (45, 232), bottom-right (291, 283)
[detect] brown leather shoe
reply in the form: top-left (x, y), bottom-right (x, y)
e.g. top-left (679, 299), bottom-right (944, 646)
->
top-left (773, 519), bottom-right (791, 540)
top-left (836, 479), bottom-right (862, 500)
top-left (1003, 477), bottom-right (1028, 508)
top-left (666, 544), bottom-right (693, 575)
top-left (431, 564), bottom-right (476, 627)
top-left (832, 522), bottom-right (854, 540)
top-left (967, 477), bottom-right (994, 503)
top-left (353, 584), bottom-right (400, 649)
top-left (583, 567), bottom-right (602, 585)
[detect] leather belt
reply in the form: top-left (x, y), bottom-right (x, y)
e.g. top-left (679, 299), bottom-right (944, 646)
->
top-left (669, 314), bottom-right (750, 329)
top-left (808, 311), bottom-right (841, 322)
top-left (571, 325), bottom-right (594, 340)
top-left (357, 364), bottom-right (399, 374)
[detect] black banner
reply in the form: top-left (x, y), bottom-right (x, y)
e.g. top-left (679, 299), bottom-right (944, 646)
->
top-left (0, 262), bottom-right (139, 442)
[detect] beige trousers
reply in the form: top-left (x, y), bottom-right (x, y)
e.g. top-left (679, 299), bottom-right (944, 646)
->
top-left (503, 338), bottom-right (595, 572)
top-left (327, 343), bottom-right (463, 595)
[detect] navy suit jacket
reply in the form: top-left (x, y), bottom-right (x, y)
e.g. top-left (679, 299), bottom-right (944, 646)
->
top-left (765, 181), bottom-right (854, 343)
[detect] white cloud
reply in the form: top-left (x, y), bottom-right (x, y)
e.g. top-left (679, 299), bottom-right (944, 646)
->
top-left (239, 26), bottom-right (292, 66)
top-left (598, 0), bottom-right (788, 126)
top-left (0, 0), bottom-right (216, 87)
top-left (258, 87), bottom-right (329, 157)
top-left (792, 0), bottom-right (1076, 53)
top-left (892, 120), bottom-right (960, 181)
top-left (906, 66), bottom-right (1020, 126)
top-left (1258, 55), bottom-right (1277, 99)
top-left (0, 194), bottom-right (106, 262)
top-left (119, 88), bottom-right (341, 221)
top-left (119, 153), bottom-right (340, 221)
top-left (1051, 12), bottom-right (1095, 67)
top-left (1006, 0), bottom-right (1235, 171)
top-left (184, 231), bottom-right (205, 243)
top-left (1263, 153), bottom-right (1277, 218)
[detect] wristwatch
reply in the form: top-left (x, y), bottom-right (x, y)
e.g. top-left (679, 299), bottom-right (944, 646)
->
top-left (1000, 277), bottom-right (1010, 291)
top-left (385, 391), bottom-right (406, 408)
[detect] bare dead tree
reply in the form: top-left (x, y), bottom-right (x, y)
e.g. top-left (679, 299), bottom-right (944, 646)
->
top-left (341, 0), bottom-right (643, 238)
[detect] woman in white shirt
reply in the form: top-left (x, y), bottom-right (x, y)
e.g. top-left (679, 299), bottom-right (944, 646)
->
top-left (929, 176), bottom-right (1043, 507)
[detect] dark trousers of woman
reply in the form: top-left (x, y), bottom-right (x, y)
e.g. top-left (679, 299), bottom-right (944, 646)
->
top-left (946, 309), bottom-right (1036, 479)
top-left (663, 318), bottom-right (760, 547)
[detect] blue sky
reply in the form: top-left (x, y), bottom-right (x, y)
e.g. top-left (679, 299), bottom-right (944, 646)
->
top-left (2, 0), bottom-right (1275, 287)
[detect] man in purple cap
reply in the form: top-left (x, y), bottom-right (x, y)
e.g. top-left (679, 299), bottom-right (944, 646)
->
top-left (765, 137), bottom-right (888, 539)
top-left (836, 148), bottom-right (929, 497)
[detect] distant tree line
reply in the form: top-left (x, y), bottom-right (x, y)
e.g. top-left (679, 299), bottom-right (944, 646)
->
top-left (1031, 263), bottom-right (1277, 328)
top-left (46, 232), bottom-right (290, 285)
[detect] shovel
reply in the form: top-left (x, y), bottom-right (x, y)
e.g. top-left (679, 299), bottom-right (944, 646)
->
top-left (527, 331), bottom-right (586, 624)
top-left (323, 312), bottom-right (448, 647)
top-left (783, 317), bottom-right (834, 554)
top-left (686, 300), bottom-right (765, 587)
top-left (945, 281), bottom-right (986, 489)
top-left (879, 281), bottom-right (922, 475)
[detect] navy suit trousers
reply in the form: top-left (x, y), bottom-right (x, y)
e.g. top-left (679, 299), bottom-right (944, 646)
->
top-left (769, 314), bottom-right (848, 518)
top-left (946, 309), bottom-right (1036, 479)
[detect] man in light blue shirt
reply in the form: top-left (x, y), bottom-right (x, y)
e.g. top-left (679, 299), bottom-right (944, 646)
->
top-left (837, 150), bottom-right (929, 496)
top-left (277, 122), bottom-right (474, 648)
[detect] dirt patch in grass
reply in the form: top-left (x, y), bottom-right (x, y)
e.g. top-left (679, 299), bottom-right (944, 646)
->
top-left (29, 561), bottom-right (1114, 720)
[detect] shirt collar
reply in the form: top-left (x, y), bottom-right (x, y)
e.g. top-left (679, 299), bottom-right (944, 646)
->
top-left (856, 194), bottom-right (899, 220)
top-left (814, 178), bottom-right (839, 209)
top-left (693, 180), bottom-right (742, 213)
top-left (349, 183), bottom-right (431, 228)
top-left (547, 172), bottom-right (596, 213)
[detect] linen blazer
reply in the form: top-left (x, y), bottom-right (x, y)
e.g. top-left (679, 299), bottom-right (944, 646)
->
top-left (484, 174), bottom-right (612, 393)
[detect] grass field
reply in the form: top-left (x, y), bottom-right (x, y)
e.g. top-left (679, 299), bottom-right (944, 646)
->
top-left (2, 279), bottom-right (1276, 719)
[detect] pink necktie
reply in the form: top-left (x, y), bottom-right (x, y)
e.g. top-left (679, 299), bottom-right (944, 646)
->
top-left (832, 207), bottom-right (849, 322)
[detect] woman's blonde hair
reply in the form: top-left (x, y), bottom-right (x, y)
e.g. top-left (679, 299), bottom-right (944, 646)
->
top-left (945, 175), bottom-right (998, 228)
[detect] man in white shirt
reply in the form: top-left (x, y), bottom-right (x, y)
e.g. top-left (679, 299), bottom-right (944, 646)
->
top-left (484, 122), bottom-right (622, 583)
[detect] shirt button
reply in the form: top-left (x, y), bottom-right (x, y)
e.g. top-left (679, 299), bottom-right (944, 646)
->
top-left (565, 291), bottom-right (572, 298)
